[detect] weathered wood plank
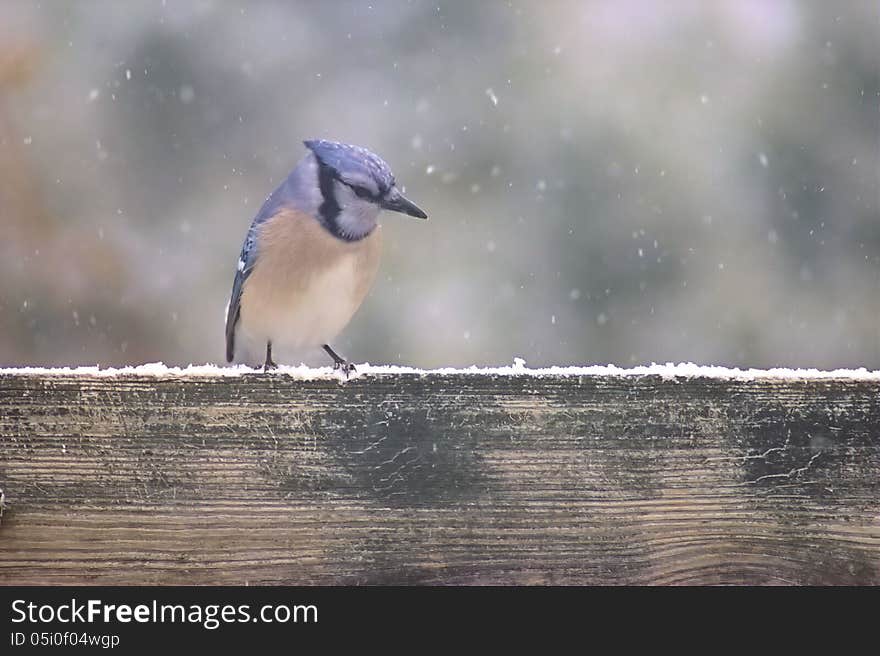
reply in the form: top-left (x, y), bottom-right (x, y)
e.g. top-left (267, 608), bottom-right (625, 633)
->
top-left (0, 372), bottom-right (878, 585)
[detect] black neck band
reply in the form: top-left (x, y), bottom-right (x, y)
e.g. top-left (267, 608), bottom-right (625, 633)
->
top-left (317, 162), bottom-right (341, 224)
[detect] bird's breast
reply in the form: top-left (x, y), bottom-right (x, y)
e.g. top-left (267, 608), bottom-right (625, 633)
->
top-left (238, 209), bottom-right (382, 350)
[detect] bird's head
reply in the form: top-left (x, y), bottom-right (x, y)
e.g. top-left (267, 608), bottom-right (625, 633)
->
top-left (304, 139), bottom-right (427, 240)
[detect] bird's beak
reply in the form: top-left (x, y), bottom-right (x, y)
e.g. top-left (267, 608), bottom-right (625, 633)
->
top-left (381, 188), bottom-right (428, 219)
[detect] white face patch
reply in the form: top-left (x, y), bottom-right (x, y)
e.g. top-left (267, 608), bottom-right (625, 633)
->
top-left (333, 182), bottom-right (381, 240)
top-left (237, 258), bottom-right (246, 272)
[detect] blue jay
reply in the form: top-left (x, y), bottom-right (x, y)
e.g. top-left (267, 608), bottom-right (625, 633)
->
top-left (225, 139), bottom-right (427, 373)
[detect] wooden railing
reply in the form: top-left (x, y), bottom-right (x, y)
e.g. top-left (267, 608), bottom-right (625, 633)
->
top-left (1, 367), bottom-right (878, 585)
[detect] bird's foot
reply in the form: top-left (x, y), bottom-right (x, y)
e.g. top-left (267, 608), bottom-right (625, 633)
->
top-left (323, 344), bottom-right (356, 378)
top-left (332, 359), bottom-right (356, 378)
top-left (262, 342), bottom-right (279, 373)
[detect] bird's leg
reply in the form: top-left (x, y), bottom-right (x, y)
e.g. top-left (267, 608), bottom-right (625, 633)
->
top-left (322, 344), bottom-right (356, 377)
top-left (263, 341), bottom-right (278, 373)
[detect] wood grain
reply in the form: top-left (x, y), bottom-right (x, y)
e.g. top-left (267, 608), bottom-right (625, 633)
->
top-left (0, 372), bottom-right (878, 585)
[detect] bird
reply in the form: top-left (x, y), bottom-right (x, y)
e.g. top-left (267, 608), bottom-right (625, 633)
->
top-left (224, 139), bottom-right (428, 373)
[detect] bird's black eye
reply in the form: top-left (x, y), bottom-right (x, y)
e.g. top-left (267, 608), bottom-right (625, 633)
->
top-left (350, 184), bottom-right (377, 200)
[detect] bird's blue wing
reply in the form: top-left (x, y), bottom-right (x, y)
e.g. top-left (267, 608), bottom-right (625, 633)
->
top-left (225, 225), bottom-right (260, 362)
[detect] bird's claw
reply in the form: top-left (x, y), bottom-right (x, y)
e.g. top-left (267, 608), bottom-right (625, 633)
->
top-left (322, 345), bottom-right (355, 378)
top-left (332, 360), bottom-right (356, 378)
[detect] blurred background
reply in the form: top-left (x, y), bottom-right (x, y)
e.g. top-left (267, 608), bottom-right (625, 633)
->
top-left (0, 1), bottom-right (877, 369)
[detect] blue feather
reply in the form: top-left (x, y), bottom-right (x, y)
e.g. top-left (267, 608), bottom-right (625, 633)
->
top-left (304, 139), bottom-right (395, 194)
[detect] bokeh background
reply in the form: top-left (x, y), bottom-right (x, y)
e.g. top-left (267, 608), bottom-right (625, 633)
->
top-left (1, 1), bottom-right (878, 369)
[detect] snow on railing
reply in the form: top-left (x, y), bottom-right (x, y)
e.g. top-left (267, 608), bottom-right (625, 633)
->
top-left (2, 358), bottom-right (879, 380)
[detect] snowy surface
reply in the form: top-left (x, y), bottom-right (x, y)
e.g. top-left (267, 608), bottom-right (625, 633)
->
top-left (1, 358), bottom-right (879, 381)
